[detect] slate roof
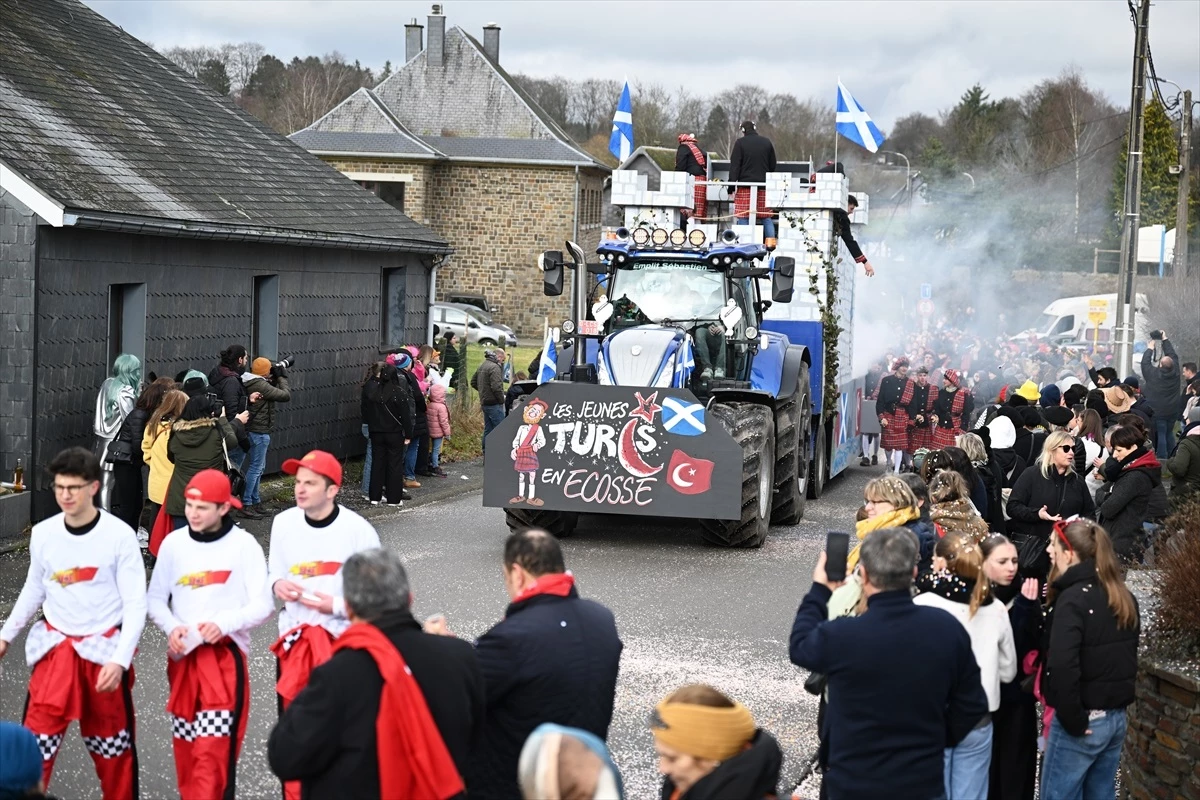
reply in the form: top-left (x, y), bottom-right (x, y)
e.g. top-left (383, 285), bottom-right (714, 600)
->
top-left (0, 0), bottom-right (448, 253)
top-left (294, 25), bottom-right (603, 169)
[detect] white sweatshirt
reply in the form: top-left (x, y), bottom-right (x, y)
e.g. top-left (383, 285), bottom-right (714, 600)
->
top-left (0, 510), bottom-right (146, 669)
top-left (914, 592), bottom-right (1017, 712)
top-left (267, 505), bottom-right (381, 637)
top-left (146, 521), bottom-right (273, 654)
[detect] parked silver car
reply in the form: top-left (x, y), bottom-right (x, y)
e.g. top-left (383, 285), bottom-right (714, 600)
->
top-left (432, 302), bottom-right (518, 347)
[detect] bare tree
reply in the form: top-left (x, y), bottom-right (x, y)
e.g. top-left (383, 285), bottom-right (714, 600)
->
top-left (223, 42), bottom-right (266, 96)
top-left (631, 81), bottom-right (674, 149)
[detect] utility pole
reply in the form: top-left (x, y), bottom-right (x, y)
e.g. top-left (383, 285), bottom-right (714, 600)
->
top-left (1173, 89), bottom-right (1192, 281)
top-left (1114, 0), bottom-right (1150, 379)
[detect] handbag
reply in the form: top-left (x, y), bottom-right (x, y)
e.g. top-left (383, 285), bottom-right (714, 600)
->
top-left (104, 438), bottom-right (135, 465)
top-left (219, 430), bottom-right (246, 499)
top-left (1011, 532), bottom-right (1047, 574)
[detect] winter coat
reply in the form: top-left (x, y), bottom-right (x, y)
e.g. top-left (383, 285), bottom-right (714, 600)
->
top-left (267, 610), bottom-right (484, 800)
top-left (141, 420), bottom-right (175, 505)
top-left (790, 586), bottom-right (988, 800)
top-left (1096, 448), bottom-right (1162, 560)
top-left (1006, 466), bottom-right (1095, 580)
top-left (931, 499), bottom-right (991, 542)
top-left (906, 517), bottom-right (939, 576)
top-left (728, 132), bottom-right (777, 184)
top-left (977, 457), bottom-right (1007, 534)
top-left (207, 364), bottom-right (250, 420)
top-left (242, 373), bottom-right (290, 434)
top-left (426, 385), bottom-right (451, 439)
top-left (402, 370), bottom-right (428, 437)
top-left (165, 416), bottom-right (239, 516)
top-left (674, 142), bottom-right (707, 178)
top-left (1165, 433), bottom-right (1200, 499)
top-left (361, 378), bottom-right (414, 438)
top-left (659, 730), bottom-right (782, 800)
top-left (467, 587), bottom-right (623, 800)
top-left (913, 575), bottom-right (1017, 711)
top-left (439, 338), bottom-right (463, 388)
top-left (110, 405), bottom-right (150, 468)
top-left (1012, 428), bottom-right (1046, 468)
top-left (475, 353), bottom-right (505, 407)
top-left (992, 449), bottom-right (1027, 489)
top-left (1141, 340), bottom-right (1183, 418)
top-left (1042, 560), bottom-right (1139, 737)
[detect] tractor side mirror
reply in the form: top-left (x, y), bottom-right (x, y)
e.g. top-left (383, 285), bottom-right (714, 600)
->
top-left (540, 250), bottom-right (564, 296)
top-left (771, 256), bottom-right (795, 303)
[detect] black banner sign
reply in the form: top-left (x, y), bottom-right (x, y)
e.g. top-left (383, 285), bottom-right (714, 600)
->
top-left (483, 383), bottom-right (742, 520)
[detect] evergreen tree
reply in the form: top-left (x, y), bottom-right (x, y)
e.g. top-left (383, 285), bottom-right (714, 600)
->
top-left (197, 58), bottom-right (231, 96)
top-left (1110, 100), bottom-right (1180, 234)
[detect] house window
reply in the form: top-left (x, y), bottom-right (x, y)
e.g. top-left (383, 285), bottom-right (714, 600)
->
top-left (252, 275), bottom-right (280, 361)
top-left (381, 268), bottom-right (408, 348)
top-left (359, 180), bottom-right (406, 213)
top-left (580, 187), bottom-right (602, 228)
top-left (108, 283), bottom-right (146, 368)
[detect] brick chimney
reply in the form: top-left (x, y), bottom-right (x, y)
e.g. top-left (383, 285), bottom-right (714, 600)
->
top-left (482, 23), bottom-right (500, 63)
top-left (404, 18), bottom-right (424, 63)
top-left (427, 4), bottom-right (445, 67)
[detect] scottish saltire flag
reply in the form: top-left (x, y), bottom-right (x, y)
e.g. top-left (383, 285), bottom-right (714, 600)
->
top-left (609, 82), bottom-right (634, 162)
top-left (538, 329), bottom-right (558, 384)
top-left (836, 81), bottom-right (886, 153)
top-left (673, 337), bottom-right (695, 387)
top-left (661, 397), bottom-right (706, 436)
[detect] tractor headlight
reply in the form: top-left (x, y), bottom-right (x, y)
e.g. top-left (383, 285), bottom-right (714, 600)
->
top-left (746, 326), bottom-right (758, 340)
top-left (688, 229), bottom-right (707, 247)
top-left (651, 228), bottom-right (670, 247)
top-left (669, 229), bottom-right (687, 247)
top-left (632, 228), bottom-right (650, 246)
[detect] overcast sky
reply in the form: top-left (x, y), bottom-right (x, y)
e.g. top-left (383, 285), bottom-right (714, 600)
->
top-left (85, 0), bottom-right (1200, 129)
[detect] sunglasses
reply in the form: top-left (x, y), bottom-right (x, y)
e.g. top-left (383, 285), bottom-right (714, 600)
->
top-left (1058, 445), bottom-right (1074, 453)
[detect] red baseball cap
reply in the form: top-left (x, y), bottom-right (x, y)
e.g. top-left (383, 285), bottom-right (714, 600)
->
top-left (282, 450), bottom-right (343, 487)
top-left (184, 469), bottom-right (242, 509)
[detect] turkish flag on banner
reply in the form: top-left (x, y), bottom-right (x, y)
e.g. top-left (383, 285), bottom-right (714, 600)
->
top-left (666, 450), bottom-right (714, 495)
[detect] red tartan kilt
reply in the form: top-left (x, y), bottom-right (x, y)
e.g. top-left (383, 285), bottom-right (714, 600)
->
top-left (880, 411), bottom-right (909, 450)
top-left (931, 426), bottom-right (961, 450)
top-left (692, 179), bottom-right (707, 218)
top-left (733, 186), bottom-right (773, 219)
top-left (908, 426), bottom-right (934, 452)
top-left (514, 447), bottom-right (539, 473)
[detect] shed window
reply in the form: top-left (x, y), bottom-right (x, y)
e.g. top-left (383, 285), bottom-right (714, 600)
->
top-left (382, 268), bottom-right (408, 348)
top-left (108, 283), bottom-right (146, 368)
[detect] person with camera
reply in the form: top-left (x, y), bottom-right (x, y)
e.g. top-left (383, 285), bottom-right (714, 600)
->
top-left (208, 344), bottom-right (261, 453)
top-left (239, 357), bottom-right (292, 519)
top-left (1141, 331), bottom-right (1182, 458)
top-left (165, 393), bottom-right (242, 530)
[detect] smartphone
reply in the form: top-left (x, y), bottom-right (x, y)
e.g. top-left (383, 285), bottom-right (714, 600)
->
top-left (300, 593), bottom-right (321, 603)
top-left (825, 532), bottom-right (851, 582)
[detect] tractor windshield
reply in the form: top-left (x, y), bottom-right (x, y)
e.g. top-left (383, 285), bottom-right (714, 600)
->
top-left (607, 264), bottom-right (725, 325)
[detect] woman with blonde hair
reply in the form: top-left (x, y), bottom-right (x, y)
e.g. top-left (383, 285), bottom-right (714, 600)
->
top-left (916, 533), bottom-right (1017, 799)
top-left (141, 388), bottom-right (188, 538)
top-left (929, 470), bottom-right (990, 543)
top-left (1040, 520), bottom-right (1139, 800)
top-left (1005, 430), bottom-right (1095, 579)
top-left (650, 684), bottom-right (781, 800)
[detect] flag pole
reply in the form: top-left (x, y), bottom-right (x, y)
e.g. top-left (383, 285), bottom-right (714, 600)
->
top-left (833, 77), bottom-right (839, 171)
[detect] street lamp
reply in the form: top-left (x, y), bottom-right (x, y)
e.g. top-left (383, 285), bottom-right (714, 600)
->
top-left (876, 149), bottom-right (911, 206)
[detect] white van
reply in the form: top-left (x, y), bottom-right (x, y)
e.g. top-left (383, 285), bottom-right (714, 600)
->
top-left (1017, 293), bottom-right (1150, 345)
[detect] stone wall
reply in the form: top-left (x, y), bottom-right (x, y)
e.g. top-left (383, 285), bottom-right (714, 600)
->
top-left (322, 158), bottom-right (435, 228)
top-left (1122, 659), bottom-right (1200, 799)
top-left (0, 190), bottom-right (37, 488)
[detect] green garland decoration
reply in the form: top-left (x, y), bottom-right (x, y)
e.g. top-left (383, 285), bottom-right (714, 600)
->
top-left (781, 210), bottom-right (843, 422)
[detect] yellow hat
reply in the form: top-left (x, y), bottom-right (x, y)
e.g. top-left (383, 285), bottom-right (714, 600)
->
top-left (1015, 380), bottom-right (1041, 402)
top-left (251, 357), bottom-right (272, 377)
top-left (650, 699), bottom-right (756, 762)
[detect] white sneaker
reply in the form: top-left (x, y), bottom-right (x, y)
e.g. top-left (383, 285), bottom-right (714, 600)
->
top-left (370, 500), bottom-right (380, 506)
top-left (136, 527), bottom-right (150, 547)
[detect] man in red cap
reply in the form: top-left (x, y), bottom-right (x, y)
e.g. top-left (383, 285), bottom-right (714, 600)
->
top-left (146, 469), bottom-right (273, 800)
top-left (268, 450), bottom-right (381, 800)
top-left (932, 369), bottom-right (974, 450)
top-left (0, 447), bottom-right (146, 799)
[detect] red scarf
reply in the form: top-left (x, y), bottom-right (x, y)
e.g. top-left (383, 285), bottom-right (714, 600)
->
top-left (332, 624), bottom-right (463, 800)
top-left (512, 572), bottom-right (576, 605)
top-left (678, 134), bottom-right (706, 167)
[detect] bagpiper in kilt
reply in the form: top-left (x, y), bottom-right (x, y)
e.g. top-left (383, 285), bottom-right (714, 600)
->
top-left (877, 358), bottom-right (914, 452)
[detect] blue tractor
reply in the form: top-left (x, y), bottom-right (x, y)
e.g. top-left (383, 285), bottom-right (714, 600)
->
top-left (496, 165), bottom-right (866, 546)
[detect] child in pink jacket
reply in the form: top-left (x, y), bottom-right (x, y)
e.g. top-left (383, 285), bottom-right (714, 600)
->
top-left (426, 383), bottom-right (451, 477)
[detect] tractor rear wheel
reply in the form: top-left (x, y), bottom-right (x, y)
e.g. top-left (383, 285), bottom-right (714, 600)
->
top-left (807, 417), bottom-right (829, 500)
top-left (772, 365), bottom-right (810, 525)
top-left (505, 508), bottom-right (579, 538)
top-left (700, 402), bottom-right (775, 548)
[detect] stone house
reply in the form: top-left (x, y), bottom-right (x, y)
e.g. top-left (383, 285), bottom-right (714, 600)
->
top-left (0, 0), bottom-right (449, 520)
top-left (290, 6), bottom-right (609, 338)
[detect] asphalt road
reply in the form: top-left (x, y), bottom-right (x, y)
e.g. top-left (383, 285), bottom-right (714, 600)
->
top-left (0, 461), bottom-right (880, 799)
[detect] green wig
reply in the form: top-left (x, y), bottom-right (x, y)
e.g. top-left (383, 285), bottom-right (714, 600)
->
top-left (105, 353), bottom-right (142, 416)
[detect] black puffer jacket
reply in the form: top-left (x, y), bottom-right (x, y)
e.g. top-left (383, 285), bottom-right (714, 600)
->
top-left (1042, 560), bottom-right (1139, 737)
top-left (1095, 448), bottom-right (1162, 560)
top-left (401, 370), bottom-right (428, 437)
top-left (361, 377), bottom-right (414, 438)
top-left (659, 730), bottom-right (782, 800)
top-left (112, 406), bottom-right (150, 469)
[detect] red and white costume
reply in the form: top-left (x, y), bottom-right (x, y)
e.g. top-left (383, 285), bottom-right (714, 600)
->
top-left (146, 519), bottom-right (272, 800)
top-left (0, 509), bottom-right (146, 799)
top-left (267, 504), bottom-right (379, 800)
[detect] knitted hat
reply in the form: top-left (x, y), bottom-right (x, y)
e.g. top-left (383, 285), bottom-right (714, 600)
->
top-left (1039, 384), bottom-right (1062, 408)
top-left (0, 722), bottom-right (42, 793)
top-left (943, 369), bottom-right (961, 387)
top-left (251, 357), bottom-right (272, 377)
top-left (1122, 375), bottom-right (1140, 390)
top-left (1014, 380), bottom-right (1041, 402)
